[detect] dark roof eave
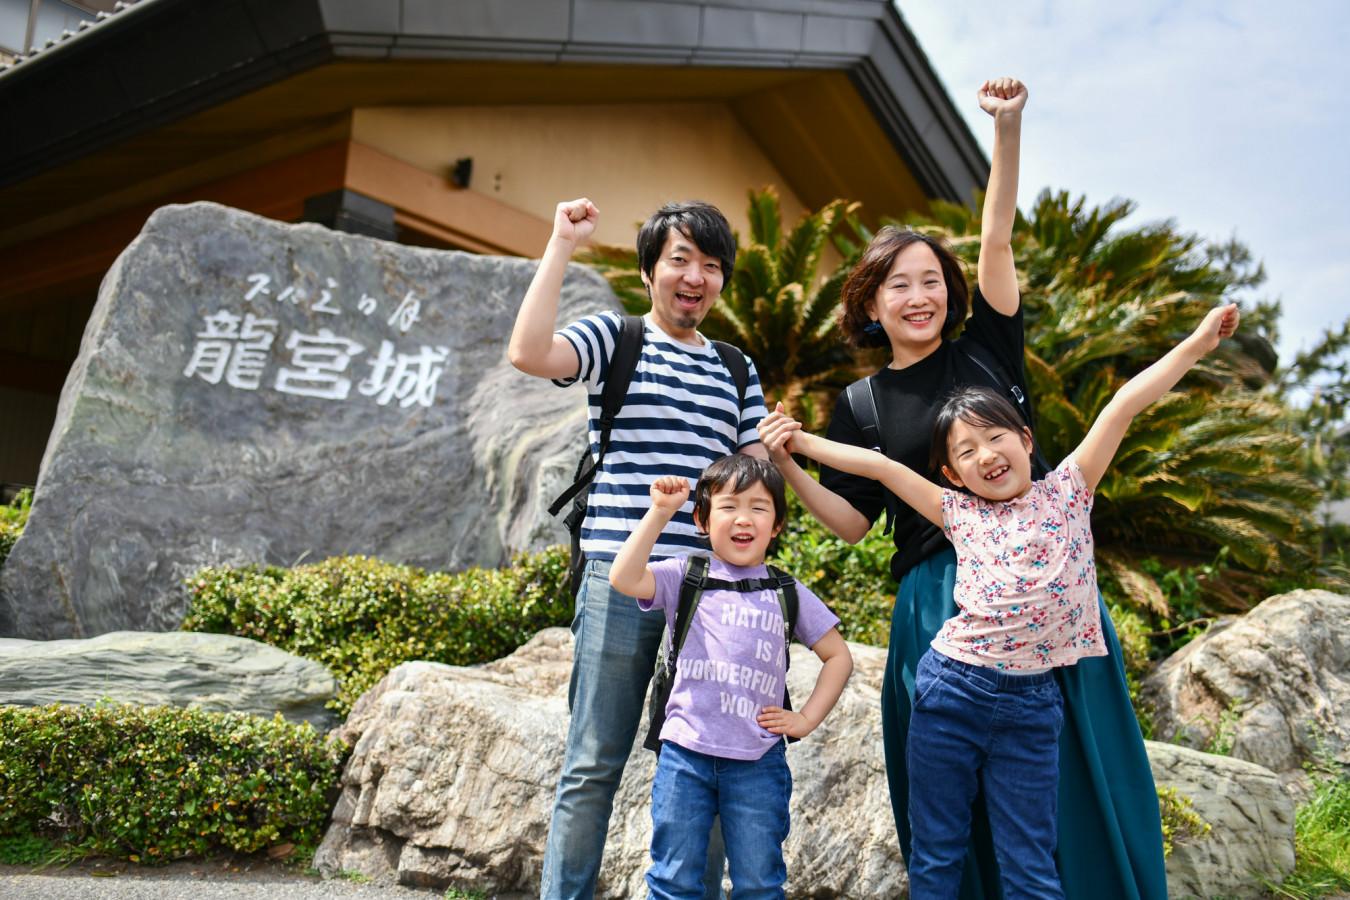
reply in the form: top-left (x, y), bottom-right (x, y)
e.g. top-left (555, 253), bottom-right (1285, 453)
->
top-left (0, 0), bottom-right (988, 203)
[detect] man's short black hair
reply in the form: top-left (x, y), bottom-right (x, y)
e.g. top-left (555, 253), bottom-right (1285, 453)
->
top-left (636, 201), bottom-right (736, 293)
top-left (692, 454), bottom-right (788, 531)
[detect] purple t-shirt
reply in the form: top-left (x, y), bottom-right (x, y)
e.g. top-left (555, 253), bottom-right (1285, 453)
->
top-left (641, 555), bottom-right (840, 761)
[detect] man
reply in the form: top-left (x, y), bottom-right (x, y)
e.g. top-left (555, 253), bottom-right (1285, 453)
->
top-left (508, 197), bottom-right (768, 899)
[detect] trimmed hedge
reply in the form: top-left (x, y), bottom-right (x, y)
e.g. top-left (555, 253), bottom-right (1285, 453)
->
top-left (0, 703), bottom-right (344, 862)
top-left (182, 548), bottom-right (572, 714)
top-left (0, 488), bottom-right (30, 570)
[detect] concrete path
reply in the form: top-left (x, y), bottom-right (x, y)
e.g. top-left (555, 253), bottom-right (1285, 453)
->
top-left (0, 858), bottom-right (528, 900)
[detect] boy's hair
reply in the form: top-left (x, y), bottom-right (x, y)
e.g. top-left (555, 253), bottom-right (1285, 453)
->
top-left (636, 201), bottom-right (737, 293)
top-left (929, 385), bottom-right (1029, 475)
top-left (838, 226), bottom-right (969, 348)
top-left (692, 454), bottom-right (788, 531)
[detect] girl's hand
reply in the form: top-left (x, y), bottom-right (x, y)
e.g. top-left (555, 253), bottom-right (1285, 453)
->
top-left (978, 78), bottom-right (1028, 118)
top-left (649, 476), bottom-right (690, 516)
top-left (757, 705), bottom-right (813, 738)
top-left (551, 198), bottom-right (599, 245)
top-left (1189, 303), bottom-right (1241, 355)
top-left (757, 402), bottom-right (803, 465)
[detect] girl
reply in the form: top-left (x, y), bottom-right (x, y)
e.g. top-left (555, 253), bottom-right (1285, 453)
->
top-left (764, 303), bottom-right (1239, 897)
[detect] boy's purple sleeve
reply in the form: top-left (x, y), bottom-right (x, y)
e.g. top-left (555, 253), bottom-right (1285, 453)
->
top-left (638, 556), bottom-right (685, 617)
top-left (792, 579), bottom-right (841, 649)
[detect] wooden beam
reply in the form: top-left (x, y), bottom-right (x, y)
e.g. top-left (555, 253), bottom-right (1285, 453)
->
top-left (345, 141), bottom-right (550, 258)
top-left (0, 143), bottom-right (348, 314)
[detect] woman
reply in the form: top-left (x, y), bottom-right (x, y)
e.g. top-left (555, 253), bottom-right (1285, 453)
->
top-left (759, 78), bottom-right (1167, 898)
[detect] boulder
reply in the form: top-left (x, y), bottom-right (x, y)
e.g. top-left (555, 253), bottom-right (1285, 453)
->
top-left (1146, 740), bottom-right (1295, 898)
top-left (0, 630), bottom-right (339, 731)
top-left (1142, 589), bottom-right (1350, 784)
top-left (313, 628), bottom-right (902, 898)
top-left (0, 202), bottom-right (614, 639)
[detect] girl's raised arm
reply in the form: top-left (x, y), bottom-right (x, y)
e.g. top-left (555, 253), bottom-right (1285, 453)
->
top-left (791, 431), bottom-right (944, 529)
top-left (976, 78), bottom-right (1027, 316)
top-left (1071, 304), bottom-right (1240, 492)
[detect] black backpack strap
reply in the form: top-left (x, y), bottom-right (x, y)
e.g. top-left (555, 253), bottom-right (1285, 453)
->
top-left (711, 340), bottom-right (750, 415)
top-left (958, 341), bottom-right (1052, 476)
top-left (671, 554), bottom-right (710, 663)
top-left (766, 565), bottom-right (801, 744)
top-left (644, 554), bottom-right (711, 753)
top-left (548, 315), bottom-right (646, 517)
top-left (844, 376), bottom-right (897, 535)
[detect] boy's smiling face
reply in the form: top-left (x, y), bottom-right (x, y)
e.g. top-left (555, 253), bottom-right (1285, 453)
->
top-left (696, 481), bottom-right (781, 568)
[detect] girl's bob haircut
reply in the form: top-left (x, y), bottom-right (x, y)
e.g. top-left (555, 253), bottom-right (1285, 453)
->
top-left (693, 454), bottom-right (788, 531)
top-left (929, 385), bottom-right (1031, 475)
top-left (838, 226), bottom-right (970, 349)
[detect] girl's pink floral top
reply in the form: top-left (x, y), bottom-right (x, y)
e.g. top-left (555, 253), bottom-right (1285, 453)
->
top-left (935, 459), bottom-right (1107, 670)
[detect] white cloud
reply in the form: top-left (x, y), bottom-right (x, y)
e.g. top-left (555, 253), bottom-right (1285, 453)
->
top-left (895, 0), bottom-right (1350, 361)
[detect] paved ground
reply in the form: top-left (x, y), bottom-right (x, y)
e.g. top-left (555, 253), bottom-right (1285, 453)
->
top-left (0, 857), bottom-right (529, 900)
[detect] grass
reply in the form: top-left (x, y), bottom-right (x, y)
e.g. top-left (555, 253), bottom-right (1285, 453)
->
top-left (1267, 769), bottom-right (1350, 898)
top-left (0, 833), bottom-right (56, 866)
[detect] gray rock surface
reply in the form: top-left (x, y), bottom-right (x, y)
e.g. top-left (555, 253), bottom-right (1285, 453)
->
top-left (313, 628), bottom-right (902, 898)
top-left (0, 630), bottom-right (339, 731)
top-left (1142, 589), bottom-right (1350, 785)
top-left (1146, 740), bottom-right (1296, 899)
top-left (0, 202), bottom-right (613, 639)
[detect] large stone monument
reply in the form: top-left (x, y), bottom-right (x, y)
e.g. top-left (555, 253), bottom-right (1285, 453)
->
top-left (1, 202), bottom-right (614, 639)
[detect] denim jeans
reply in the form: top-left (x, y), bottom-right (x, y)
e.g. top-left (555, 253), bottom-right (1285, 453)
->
top-left (647, 741), bottom-right (791, 900)
top-left (541, 559), bottom-right (726, 900)
top-left (907, 648), bottom-right (1065, 900)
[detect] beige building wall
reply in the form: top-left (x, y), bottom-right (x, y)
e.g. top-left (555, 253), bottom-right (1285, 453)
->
top-left (351, 103), bottom-right (809, 249)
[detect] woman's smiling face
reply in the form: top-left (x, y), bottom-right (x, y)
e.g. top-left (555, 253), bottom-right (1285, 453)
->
top-left (869, 241), bottom-right (949, 363)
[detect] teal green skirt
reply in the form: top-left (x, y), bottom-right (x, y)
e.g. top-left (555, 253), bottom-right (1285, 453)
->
top-left (884, 547), bottom-right (1168, 899)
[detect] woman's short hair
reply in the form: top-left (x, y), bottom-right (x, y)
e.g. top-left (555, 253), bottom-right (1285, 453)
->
top-left (838, 226), bottom-right (970, 348)
top-left (929, 385), bottom-right (1029, 475)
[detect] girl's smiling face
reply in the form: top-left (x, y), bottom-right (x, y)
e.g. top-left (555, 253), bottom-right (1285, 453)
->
top-left (941, 418), bottom-right (1036, 502)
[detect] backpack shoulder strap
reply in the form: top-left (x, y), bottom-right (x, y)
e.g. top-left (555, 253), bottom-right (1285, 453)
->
top-left (766, 566), bottom-right (799, 664)
top-left (845, 376), bottom-right (883, 454)
top-left (548, 315), bottom-right (646, 516)
top-left (844, 376), bottom-right (896, 535)
top-left (671, 554), bottom-right (710, 661)
top-left (710, 340), bottom-right (750, 411)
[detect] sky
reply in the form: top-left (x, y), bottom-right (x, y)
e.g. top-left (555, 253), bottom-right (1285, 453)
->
top-left (895, 0), bottom-right (1350, 365)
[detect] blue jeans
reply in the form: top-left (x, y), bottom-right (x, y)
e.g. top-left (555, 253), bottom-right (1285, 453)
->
top-left (541, 559), bottom-right (726, 899)
top-left (907, 649), bottom-right (1065, 900)
top-left (647, 741), bottom-right (791, 900)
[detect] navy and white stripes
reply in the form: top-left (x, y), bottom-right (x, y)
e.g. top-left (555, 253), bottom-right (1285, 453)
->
top-left (554, 311), bottom-right (767, 561)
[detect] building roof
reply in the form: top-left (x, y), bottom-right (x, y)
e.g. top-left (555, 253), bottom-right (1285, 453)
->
top-left (0, 0), bottom-right (988, 209)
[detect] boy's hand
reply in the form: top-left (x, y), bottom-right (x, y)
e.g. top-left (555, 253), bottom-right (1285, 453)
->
top-left (551, 198), bottom-right (599, 246)
top-left (649, 476), bottom-right (690, 516)
top-left (757, 402), bottom-right (803, 465)
top-left (978, 77), bottom-right (1028, 118)
top-left (757, 706), bottom-right (813, 739)
top-left (1189, 303), bottom-right (1240, 355)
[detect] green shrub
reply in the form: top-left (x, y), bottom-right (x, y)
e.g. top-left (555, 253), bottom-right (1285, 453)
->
top-left (1157, 786), bottom-right (1210, 857)
top-left (0, 488), bottom-right (31, 570)
top-left (0, 703), bottom-right (344, 863)
top-left (182, 548), bottom-right (572, 714)
top-left (771, 488), bottom-right (895, 646)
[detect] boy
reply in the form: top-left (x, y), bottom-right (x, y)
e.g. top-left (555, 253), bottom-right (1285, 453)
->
top-left (609, 454), bottom-right (853, 899)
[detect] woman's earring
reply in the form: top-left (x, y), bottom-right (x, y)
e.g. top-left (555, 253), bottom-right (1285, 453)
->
top-left (863, 320), bottom-right (885, 337)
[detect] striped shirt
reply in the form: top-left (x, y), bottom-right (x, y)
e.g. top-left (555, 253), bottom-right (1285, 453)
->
top-left (554, 311), bottom-right (768, 561)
